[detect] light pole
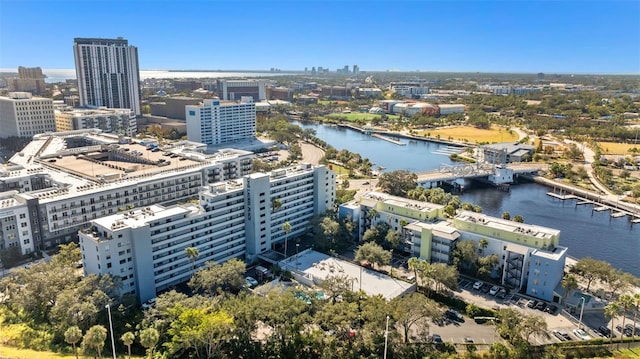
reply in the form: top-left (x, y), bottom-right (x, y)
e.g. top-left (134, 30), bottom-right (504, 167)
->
top-left (578, 297), bottom-right (586, 329)
top-left (105, 304), bottom-right (116, 359)
top-left (383, 315), bottom-right (390, 359)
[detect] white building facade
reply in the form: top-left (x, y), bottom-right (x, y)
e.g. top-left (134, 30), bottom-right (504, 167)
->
top-left (73, 37), bottom-right (141, 116)
top-left (186, 99), bottom-right (256, 145)
top-left (55, 106), bottom-right (137, 136)
top-left (0, 92), bottom-right (56, 138)
top-left (80, 164), bottom-right (335, 302)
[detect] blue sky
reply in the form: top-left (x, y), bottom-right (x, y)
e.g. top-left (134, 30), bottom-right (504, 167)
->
top-left (1, 0), bottom-right (638, 73)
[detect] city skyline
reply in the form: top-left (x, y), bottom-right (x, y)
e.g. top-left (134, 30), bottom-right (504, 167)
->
top-left (0, 0), bottom-right (639, 74)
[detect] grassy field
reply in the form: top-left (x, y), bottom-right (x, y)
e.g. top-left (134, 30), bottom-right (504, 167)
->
top-left (418, 125), bottom-right (519, 144)
top-left (0, 344), bottom-right (145, 359)
top-left (597, 142), bottom-right (640, 155)
top-left (326, 113), bottom-right (399, 121)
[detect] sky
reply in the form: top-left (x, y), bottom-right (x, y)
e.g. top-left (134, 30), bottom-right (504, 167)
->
top-left (1, 0), bottom-right (639, 74)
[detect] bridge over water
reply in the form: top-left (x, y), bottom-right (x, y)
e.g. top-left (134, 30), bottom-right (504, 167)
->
top-left (416, 163), bottom-right (544, 186)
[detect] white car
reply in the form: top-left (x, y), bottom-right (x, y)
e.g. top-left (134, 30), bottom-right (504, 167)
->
top-left (489, 285), bottom-right (500, 296)
top-left (473, 281), bottom-right (483, 290)
top-left (573, 328), bottom-right (592, 340)
top-left (141, 297), bottom-right (156, 310)
top-left (245, 276), bottom-right (259, 288)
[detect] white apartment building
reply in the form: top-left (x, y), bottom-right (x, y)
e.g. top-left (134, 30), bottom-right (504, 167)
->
top-left (2, 130), bottom-right (254, 251)
top-left (390, 83), bottom-right (430, 97)
top-left (186, 99), bottom-right (256, 146)
top-left (74, 37), bottom-right (141, 116)
top-left (80, 163), bottom-right (335, 302)
top-left (339, 192), bottom-right (568, 302)
top-left (0, 92), bottom-right (56, 138)
top-left (217, 79), bottom-right (267, 101)
top-left (0, 192), bottom-right (36, 255)
top-left (55, 106), bottom-right (137, 136)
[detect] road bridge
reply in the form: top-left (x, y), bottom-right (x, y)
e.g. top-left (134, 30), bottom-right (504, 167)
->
top-left (415, 163), bottom-right (544, 189)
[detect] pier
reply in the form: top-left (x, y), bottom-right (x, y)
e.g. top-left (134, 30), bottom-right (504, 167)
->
top-left (545, 190), bottom-right (640, 224)
top-left (371, 133), bottom-right (406, 146)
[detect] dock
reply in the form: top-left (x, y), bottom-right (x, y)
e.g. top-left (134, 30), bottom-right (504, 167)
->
top-left (547, 192), bottom-right (577, 200)
top-left (371, 133), bottom-right (406, 146)
top-left (545, 190), bottom-right (640, 224)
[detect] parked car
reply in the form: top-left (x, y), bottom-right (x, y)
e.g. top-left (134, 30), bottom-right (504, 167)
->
top-left (527, 300), bottom-right (538, 309)
top-left (573, 328), bottom-right (592, 340)
top-left (472, 281), bottom-right (483, 290)
top-left (496, 288), bottom-right (507, 299)
top-left (464, 337), bottom-right (474, 343)
top-left (141, 298), bottom-right (156, 310)
top-left (489, 285), bottom-right (500, 296)
top-left (552, 330), bottom-right (571, 341)
top-left (598, 326), bottom-right (612, 338)
top-left (244, 276), bottom-right (259, 288)
top-left (431, 334), bottom-right (443, 343)
top-left (535, 301), bottom-right (547, 311)
top-left (624, 324), bottom-right (637, 336)
top-left (544, 305), bottom-right (557, 314)
top-left (445, 309), bottom-right (465, 322)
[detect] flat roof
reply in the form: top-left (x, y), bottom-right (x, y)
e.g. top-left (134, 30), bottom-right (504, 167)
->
top-left (455, 210), bottom-right (560, 240)
top-left (280, 250), bottom-right (414, 300)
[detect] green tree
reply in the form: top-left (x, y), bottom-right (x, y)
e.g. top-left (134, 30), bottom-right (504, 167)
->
top-left (571, 257), bottom-right (609, 291)
top-left (355, 242), bottom-right (391, 271)
top-left (185, 246), bottom-right (200, 275)
top-left (166, 308), bottom-right (234, 358)
top-left (479, 238), bottom-right (489, 256)
top-left (605, 302), bottom-right (622, 349)
top-left (512, 215), bottom-right (524, 223)
top-left (453, 240), bottom-right (478, 271)
top-left (619, 294), bottom-right (634, 344)
top-left (502, 211), bottom-right (511, 220)
top-left (561, 274), bottom-right (579, 305)
top-left (377, 170), bottom-right (417, 196)
top-left (188, 259), bottom-right (246, 295)
top-left (630, 293), bottom-right (640, 345)
top-left (282, 221), bottom-right (292, 257)
top-left (430, 262), bottom-right (458, 293)
top-left (139, 327), bottom-right (160, 359)
top-left (64, 326), bottom-right (83, 359)
top-left (82, 325), bottom-right (107, 359)
top-left (392, 293), bottom-right (440, 342)
top-left (121, 331), bottom-right (135, 359)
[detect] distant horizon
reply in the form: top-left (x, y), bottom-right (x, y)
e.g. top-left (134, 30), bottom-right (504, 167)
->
top-left (1, 1), bottom-right (638, 74)
top-left (2, 67), bottom-right (638, 78)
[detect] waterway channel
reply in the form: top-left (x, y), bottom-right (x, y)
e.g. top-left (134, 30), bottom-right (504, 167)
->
top-left (294, 121), bottom-right (640, 277)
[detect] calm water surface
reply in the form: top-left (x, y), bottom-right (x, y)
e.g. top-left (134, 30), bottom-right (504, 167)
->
top-left (301, 121), bottom-right (640, 276)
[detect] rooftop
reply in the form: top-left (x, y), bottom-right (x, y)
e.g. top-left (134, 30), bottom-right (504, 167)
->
top-left (455, 210), bottom-right (560, 240)
top-left (279, 250), bottom-right (414, 300)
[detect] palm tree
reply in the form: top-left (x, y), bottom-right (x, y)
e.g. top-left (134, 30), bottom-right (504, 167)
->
top-left (631, 293), bottom-right (640, 346)
top-left (605, 302), bottom-right (622, 349)
top-left (561, 274), bottom-right (578, 306)
top-left (82, 325), bottom-right (107, 359)
top-left (64, 326), bottom-right (82, 359)
top-left (407, 257), bottom-right (421, 288)
top-left (619, 294), bottom-right (634, 345)
top-left (271, 198), bottom-right (282, 212)
top-left (368, 208), bottom-right (378, 229)
top-left (139, 327), bottom-right (160, 359)
top-left (185, 247), bottom-right (200, 275)
top-left (121, 331), bottom-right (135, 359)
top-left (479, 238), bottom-right (488, 256)
top-left (282, 221), bottom-right (292, 258)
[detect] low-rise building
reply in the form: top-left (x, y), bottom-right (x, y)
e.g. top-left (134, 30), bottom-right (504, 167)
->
top-left (480, 142), bottom-right (535, 164)
top-left (437, 104), bottom-right (466, 115)
top-left (339, 192), bottom-right (567, 302)
top-left (55, 106), bottom-right (137, 136)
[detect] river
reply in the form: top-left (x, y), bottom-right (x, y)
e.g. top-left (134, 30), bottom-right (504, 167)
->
top-left (296, 121), bottom-right (640, 277)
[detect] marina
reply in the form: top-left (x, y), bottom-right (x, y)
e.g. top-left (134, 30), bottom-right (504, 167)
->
top-left (295, 121), bottom-right (640, 276)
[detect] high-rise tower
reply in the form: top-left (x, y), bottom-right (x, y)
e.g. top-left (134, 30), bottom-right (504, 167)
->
top-left (73, 37), bottom-right (141, 115)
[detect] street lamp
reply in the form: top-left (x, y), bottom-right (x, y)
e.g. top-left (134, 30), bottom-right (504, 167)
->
top-left (105, 304), bottom-right (116, 359)
top-left (578, 297), bottom-right (586, 330)
top-left (383, 315), bottom-right (390, 359)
